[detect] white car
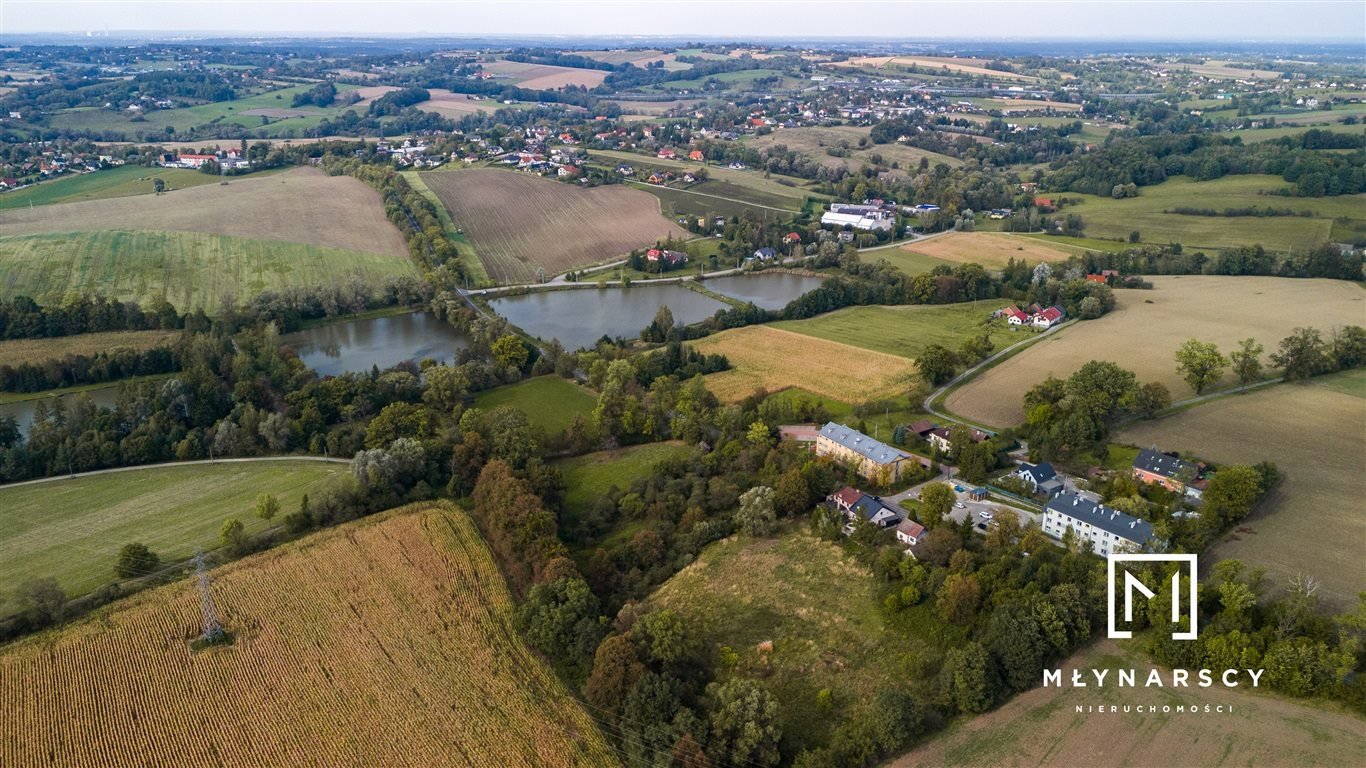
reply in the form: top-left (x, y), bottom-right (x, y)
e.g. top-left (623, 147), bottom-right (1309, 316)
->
top-left (954, 502), bottom-right (965, 509)
top-left (979, 510), bottom-right (994, 521)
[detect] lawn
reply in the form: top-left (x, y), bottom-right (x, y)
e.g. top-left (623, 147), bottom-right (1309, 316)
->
top-left (0, 329), bottom-right (181, 367)
top-left (947, 275), bottom-right (1366, 428)
top-left (0, 230), bottom-right (416, 313)
top-left (772, 301), bottom-right (1009, 359)
top-left (1120, 368), bottom-right (1366, 612)
top-left (1059, 175), bottom-right (1366, 251)
top-left (0, 165), bottom-right (221, 211)
top-left (648, 526), bottom-right (938, 755)
top-left (472, 376), bottom-right (598, 436)
top-left (689, 325), bottom-right (918, 403)
top-left (0, 460), bottom-right (342, 609)
top-left (865, 246), bottom-right (955, 276)
top-left (894, 638), bottom-right (1366, 767)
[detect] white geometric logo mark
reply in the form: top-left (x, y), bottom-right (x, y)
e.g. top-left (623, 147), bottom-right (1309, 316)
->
top-left (1108, 554), bottom-right (1198, 641)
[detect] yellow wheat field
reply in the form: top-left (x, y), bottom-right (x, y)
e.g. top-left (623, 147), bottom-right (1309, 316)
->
top-left (0, 502), bottom-right (618, 768)
top-left (689, 325), bottom-right (918, 403)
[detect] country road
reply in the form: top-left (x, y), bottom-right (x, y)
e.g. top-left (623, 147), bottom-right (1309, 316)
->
top-left (922, 322), bottom-right (1067, 431)
top-left (0, 455), bottom-right (352, 491)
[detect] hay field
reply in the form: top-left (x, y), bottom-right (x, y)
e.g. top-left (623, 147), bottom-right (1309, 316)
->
top-left (415, 88), bottom-right (508, 117)
top-left (1120, 371), bottom-right (1366, 611)
top-left (900, 231), bottom-right (1075, 269)
top-left (0, 460), bottom-right (340, 606)
top-left (481, 59), bottom-right (610, 89)
top-left (0, 503), bottom-right (617, 767)
top-left (689, 325), bottom-right (917, 403)
top-left (0, 167), bottom-right (408, 258)
top-left (0, 230), bottom-right (416, 313)
top-left (0, 329), bottom-right (180, 366)
top-left (421, 168), bottom-right (685, 283)
top-left (1059, 175), bottom-right (1365, 251)
top-left (895, 638), bottom-right (1366, 767)
top-left (946, 276), bottom-right (1366, 428)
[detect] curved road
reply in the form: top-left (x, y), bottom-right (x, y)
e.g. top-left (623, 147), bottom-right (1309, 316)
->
top-left (922, 322), bottom-right (1068, 432)
top-left (0, 455), bottom-right (352, 491)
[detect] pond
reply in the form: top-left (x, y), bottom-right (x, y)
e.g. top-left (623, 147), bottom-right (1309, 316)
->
top-left (280, 311), bottom-right (472, 377)
top-left (487, 284), bottom-right (730, 350)
top-left (0, 387), bottom-right (121, 437)
top-left (704, 273), bottom-right (826, 311)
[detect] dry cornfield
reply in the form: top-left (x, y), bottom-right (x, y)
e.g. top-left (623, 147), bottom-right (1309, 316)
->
top-left (421, 168), bottom-right (686, 283)
top-left (689, 325), bottom-right (918, 403)
top-left (0, 502), bottom-right (618, 767)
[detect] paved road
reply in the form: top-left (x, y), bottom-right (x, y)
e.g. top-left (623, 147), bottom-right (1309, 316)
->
top-left (889, 480), bottom-right (1042, 533)
top-left (0, 456), bottom-right (352, 490)
top-left (922, 321), bottom-right (1068, 431)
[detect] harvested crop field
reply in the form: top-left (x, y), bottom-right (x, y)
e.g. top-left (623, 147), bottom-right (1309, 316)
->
top-left (946, 276), bottom-right (1366, 428)
top-left (421, 168), bottom-right (685, 283)
top-left (0, 167), bottom-right (407, 257)
top-left (0, 329), bottom-right (180, 366)
top-left (415, 88), bottom-right (505, 117)
top-left (895, 638), bottom-right (1366, 767)
top-left (900, 231), bottom-right (1074, 269)
top-left (1120, 370), bottom-right (1366, 611)
top-left (481, 60), bottom-right (610, 90)
top-left (0, 502), bottom-right (617, 767)
top-left (830, 55), bottom-right (1039, 81)
top-left (689, 325), bottom-right (917, 403)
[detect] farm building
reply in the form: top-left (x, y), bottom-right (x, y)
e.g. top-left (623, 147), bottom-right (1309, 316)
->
top-left (816, 422), bottom-right (916, 481)
top-left (1133, 448), bottom-right (1207, 499)
top-left (1042, 492), bottom-right (1153, 555)
top-left (820, 205), bottom-right (894, 232)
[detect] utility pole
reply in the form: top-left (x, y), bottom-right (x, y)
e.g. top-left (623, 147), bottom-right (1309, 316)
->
top-left (193, 550), bottom-right (224, 643)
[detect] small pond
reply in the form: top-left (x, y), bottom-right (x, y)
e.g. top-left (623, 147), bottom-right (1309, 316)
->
top-left (487, 284), bottom-right (730, 350)
top-left (280, 311), bottom-right (472, 377)
top-left (704, 273), bottom-right (826, 311)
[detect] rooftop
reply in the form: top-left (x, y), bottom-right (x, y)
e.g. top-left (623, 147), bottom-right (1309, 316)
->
top-left (1045, 492), bottom-right (1154, 544)
top-left (819, 422), bottom-right (911, 467)
top-left (1133, 448), bottom-right (1195, 480)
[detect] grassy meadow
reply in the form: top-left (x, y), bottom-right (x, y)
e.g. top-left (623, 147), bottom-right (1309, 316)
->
top-left (555, 441), bottom-right (693, 536)
top-left (0, 460), bottom-right (342, 608)
top-left (1059, 175), bottom-right (1366, 250)
top-left (0, 164), bottom-right (222, 210)
top-left (0, 230), bottom-right (416, 313)
top-left (772, 301), bottom-right (1009, 359)
top-left (471, 376), bottom-right (598, 436)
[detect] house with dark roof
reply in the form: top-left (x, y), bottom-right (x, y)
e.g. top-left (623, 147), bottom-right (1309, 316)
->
top-left (1043, 492), bottom-right (1154, 555)
top-left (1133, 448), bottom-right (1207, 499)
top-left (827, 487), bottom-right (903, 529)
top-left (816, 422), bottom-right (917, 481)
top-left (927, 426), bottom-right (990, 455)
top-left (1014, 462), bottom-right (1064, 497)
top-left (750, 247), bottom-right (777, 261)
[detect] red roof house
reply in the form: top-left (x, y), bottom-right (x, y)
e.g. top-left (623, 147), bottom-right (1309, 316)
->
top-left (688, 149), bottom-right (704, 161)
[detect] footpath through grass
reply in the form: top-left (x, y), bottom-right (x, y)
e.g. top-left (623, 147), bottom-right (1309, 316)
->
top-left (0, 460), bottom-right (342, 610)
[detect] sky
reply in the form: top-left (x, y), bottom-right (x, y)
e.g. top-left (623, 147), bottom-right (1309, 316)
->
top-left (1, 0), bottom-right (1363, 42)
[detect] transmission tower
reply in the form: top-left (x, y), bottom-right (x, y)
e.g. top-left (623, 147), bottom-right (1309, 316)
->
top-left (193, 549), bottom-right (224, 642)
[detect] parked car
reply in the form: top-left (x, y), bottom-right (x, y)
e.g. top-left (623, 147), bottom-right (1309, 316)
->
top-left (954, 502), bottom-right (965, 509)
top-left (953, 485), bottom-right (965, 492)
top-left (976, 522), bottom-right (988, 531)
top-left (980, 510), bottom-right (994, 521)
top-left (841, 523), bottom-right (855, 536)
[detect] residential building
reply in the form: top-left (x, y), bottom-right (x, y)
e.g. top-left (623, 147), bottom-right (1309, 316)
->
top-left (828, 487), bottom-right (903, 529)
top-left (1031, 306), bottom-right (1065, 328)
top-left (895, 519), bottom-right (926, 546)
top-left (1042, 492), bottom-right (1154, 555)
top-left (927, 426), bottom-right (989, 454)
top-left (646, 248), bottom-right (687, 266)
top-left (1014, 461), bottom-right (1064, 497)
top-left (1002, 306), bottom-right (1030, 326)
top-left (750, 246), bottom-right (777, 261)
top-left (816, 422), bottom-right (915, 481)
top-left (1133, 448), bottom-right (1206, 499)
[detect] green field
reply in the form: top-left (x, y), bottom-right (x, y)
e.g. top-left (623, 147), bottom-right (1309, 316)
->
top-left (472, 376), bottom-right (598, 436)
top-left (744, 124), bottom-right (963, 171)
top-left (588, 148), bottom-right (818, 206)
top-left (865, 246), bottom-right (954, 275)
top-left (1062, 174), bottom-right (1366, 250)
top-left (1227, 123), bottom-right (1366, 143)
top-left (0, 230), bottom-right (417, 313)
top-left (773, 301), bottom-right (1007, 359)
top-left (632, 181), bottom-right (795, 223)
top-left (0, 165), bottom-right (222, 210)
top-left (649, 526), bottom-right (946, 755)
top-left (554, 441), bottom-right (692, 532)
top-left (1016, 232), bottom-right (1133, 253)
top-left (0, 460), bottom-right (342, 610)
top-left (49, 83), bottom-right (371, 139)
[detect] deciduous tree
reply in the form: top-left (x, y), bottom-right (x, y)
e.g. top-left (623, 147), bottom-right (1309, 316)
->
top-left (1175, 339), bottom-right (1227, 394)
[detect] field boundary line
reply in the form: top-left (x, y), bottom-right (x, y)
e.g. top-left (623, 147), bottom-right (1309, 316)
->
top-left (0, 455), bottom-right (351, 490)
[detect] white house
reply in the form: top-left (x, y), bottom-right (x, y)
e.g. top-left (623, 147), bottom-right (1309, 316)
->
top-left (895, 519), bottom-right (926, 546)
top-left (1042, 492), bottom-right (1153, 555)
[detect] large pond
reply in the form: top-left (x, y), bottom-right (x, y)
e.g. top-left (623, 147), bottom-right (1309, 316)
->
top-left (488, 284), bottom-right (730, 350)
top-left (703, 273), bottom-right (825, 311)
top-left (0, 386), bottom-right (121, 437)
top-left (280, 311), bottom-right (471, 377)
